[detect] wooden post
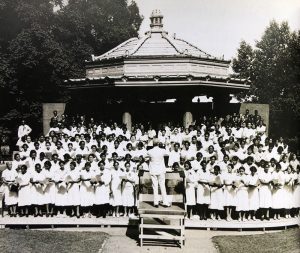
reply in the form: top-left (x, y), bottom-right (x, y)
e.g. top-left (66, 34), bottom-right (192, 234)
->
top-left (122, 112), bottom-right (132, 131)
top-left (183, 112), bottom-right (193, 128)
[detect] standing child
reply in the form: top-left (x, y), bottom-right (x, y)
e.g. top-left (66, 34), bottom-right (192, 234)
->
top-left (122, 162), bottom-right (137, 217)
top-left (272, 163), bottom-right (285, 220)
top-left (67, 161), bottom-right (81, 218)
top-left (17, 165), bottom-right (31, 217)
top-left (258, 163), bottom-right (273, 220)
top-left (184, 161), bottom-right (197, 219)
top-left (248, 166), bottom-right (260, 220)
top-left (31, 163), bottom-right (46, 217)
top-left (236, 167), bottom-right (249, 221)
top-left (54, 161), bottom-right (68, 217)
top-left (196, 161), bottom-right (211, 220)
top-left (80, 162), bottom-right (95, 217)
top-left (1, 162), bottom-right (18, 217)
top-left (293, 167), bottom-right (300, 217)
top-left (43, 161), bottom-right (55, 217)
top-left (110, 161), bottom-right (124, 217)
top-left (223, 164), bottom-right (237, 221)
top-left (283, 165), bottom-right (293, 218)
top-left (94, 161), bottom-right (111, 218)
top-left (209, 165), bottom-right (224, 220)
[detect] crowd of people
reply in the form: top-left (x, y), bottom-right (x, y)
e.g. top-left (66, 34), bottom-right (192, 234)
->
top-left (1, 109), bottom-right (300, 222)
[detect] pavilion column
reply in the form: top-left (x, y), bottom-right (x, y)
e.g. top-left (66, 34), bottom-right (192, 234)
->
top-left (122, 112), bottom-right (132, 130)
top-left (212, 93), bottom-right (231, 116)
top-left (183, 112), bottom-right (193, 128)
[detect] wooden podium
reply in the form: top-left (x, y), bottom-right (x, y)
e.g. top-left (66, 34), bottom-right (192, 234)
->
top-left (137, 171), bottom-right (186, 248)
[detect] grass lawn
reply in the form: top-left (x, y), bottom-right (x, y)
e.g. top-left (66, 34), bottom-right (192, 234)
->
top-left (0, 229), bottom-right (108, 253)
top-left (212, 228), bottom-right (300, 253)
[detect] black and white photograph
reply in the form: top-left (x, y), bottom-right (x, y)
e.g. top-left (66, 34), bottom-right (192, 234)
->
top-left (0, 0), bottom-right (299, 252)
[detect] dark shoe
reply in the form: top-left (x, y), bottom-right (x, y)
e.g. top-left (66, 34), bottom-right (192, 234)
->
top-left (154, 205), bottom-right (159, 208)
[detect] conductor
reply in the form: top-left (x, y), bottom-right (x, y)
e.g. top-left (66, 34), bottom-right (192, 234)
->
top-left (147, 138), bottom-right (171, 208)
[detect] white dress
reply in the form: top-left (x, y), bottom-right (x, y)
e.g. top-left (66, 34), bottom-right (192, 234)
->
top-left (184, 169), bottom-right (197, 205)
top-left (248, 174), bottom-right (259, 211)
top-left (209, 174), bottom-right (224, 210)
top-left (2, 169), bottom-right (18, 205)
top-left (293, 173), bottom-right (300, 208)
top-left (67, 169), bottom-right (81, 206)
top-left (222, 172), bottom-right (237, 207)
top-left (272, 171), bottom-right (285, 209)
top-left (94, 169), bottom-right (111, 205)
top-left (31, 171), bottom-right (46, 205)
top-left (80, 170), bottom-right (95, 207)
top-left (110, 169), bottom-right (125, 206)
top-left (17, 172), bottom-right (31, 207)
top-left (196, 170), bottom-right (211, 205)
top-left (236, 174), bottom-right (249, 211)
top-left (258, 171), bottom-right (272, 208)
top-left (54, 168), bottom-right (68, 206)
top-left (43, 169), bottom-right (55, 204)
top-left (122, 171), bottom-right (137, 207)
top-left (283, 173), bottom-right (293, 209)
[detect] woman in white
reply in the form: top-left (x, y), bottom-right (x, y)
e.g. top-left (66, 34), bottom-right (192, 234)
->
top-left (289, 153), bottom-right (300, 171)
top-left (80, 162), bottom-right (95, 217)
top-left (12, 153), bottom-right (23, 171)
top-left (196, 161), bottom-right (211, 220)
top-left (236, 167), bottom-right (249, 221)
top-left (223, 164), bottom-right (237, 221)
top-left (283, 165), bottom-right (294, 218)
top-left (2, 161), bottom-right (18, 216)
top-left (17, 165), bottom-right (31, 217)
top-left (258, 163), bottom-right (273, 220)
top-left (31, 163), bottom-right (46, 217)
top-left (94, 161), bottom-right (111, 218)
top-left (110, 161), bottom-right (125, 217)
top-left (280, 154), bottom-right (289, 172)
top-left (248, 166), bottom-right (260, 220)
top-left (181, 141), bottom-right (195, 161)
top-left (54, 161), bottom-right (69, 217)
top-left (17, 120), bottom-right (32, 144)
top-left (67, 161), bottom-right (81, 218)
top-left (122, 162), bottom-right (137, 217)
top-left (293, 167), bottom-right (300, 217)
top-left (184, 161), bottom-right (198, 219)
top-left (209, 165), bottom-right (224, 220)
top-left (272, 163), bottom-right (285, 220)
top-left (43, 161), bottom-right (55, 217)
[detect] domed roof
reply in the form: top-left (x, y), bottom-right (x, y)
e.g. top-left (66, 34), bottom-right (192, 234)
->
top-left (92, 10), bottom-right (216, 62)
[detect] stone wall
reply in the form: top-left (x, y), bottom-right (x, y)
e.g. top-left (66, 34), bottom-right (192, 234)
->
top-left (43, 103), bottom-right (66, 135)
top-left (240, 103), bottom-right (269, 135)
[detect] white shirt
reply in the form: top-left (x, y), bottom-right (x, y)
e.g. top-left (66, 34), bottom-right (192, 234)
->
top-left (18, 124), bottom-right (32, 138)
top-left (147, 146), bottom-right (167, 175)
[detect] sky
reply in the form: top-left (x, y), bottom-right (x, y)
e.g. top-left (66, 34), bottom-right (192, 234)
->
top-left (132, 0), bottom-right (300, 59)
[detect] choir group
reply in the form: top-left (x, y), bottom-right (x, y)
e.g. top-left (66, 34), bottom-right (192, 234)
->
top-left (1, 110), bottom-right (299, 222)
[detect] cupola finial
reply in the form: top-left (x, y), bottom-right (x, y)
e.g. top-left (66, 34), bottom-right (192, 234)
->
top-left (150, 9), bottom-right (163, 32)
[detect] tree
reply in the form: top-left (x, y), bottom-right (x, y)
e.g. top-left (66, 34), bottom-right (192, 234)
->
top-left (233, 21), bottom-right (300, 139)
top-left (232, 40), bottom-right (254, 79)
top-left (0, 0), bottom-right (143, 137)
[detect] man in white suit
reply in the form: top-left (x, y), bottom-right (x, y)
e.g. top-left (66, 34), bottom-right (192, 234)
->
top-left (147, 139), bottom-right (170, 208)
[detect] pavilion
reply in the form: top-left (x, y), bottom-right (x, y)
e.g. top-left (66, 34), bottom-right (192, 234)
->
top-left (65, 10), bottom-right (250, 129)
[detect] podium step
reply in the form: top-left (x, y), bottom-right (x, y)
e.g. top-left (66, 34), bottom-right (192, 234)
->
top-left (140, 224), bottom-right (183, 229)
top-left (139, 234), bottom-right (185, 241)
top-left (140, 213), bottom-right (184, 219)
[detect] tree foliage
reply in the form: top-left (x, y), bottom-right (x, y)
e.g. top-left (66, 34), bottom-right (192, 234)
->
top-left (0, 0), bottom-right (143, 134)
top-left (233, 21), bottom-right (300, 137)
